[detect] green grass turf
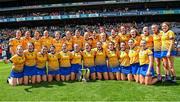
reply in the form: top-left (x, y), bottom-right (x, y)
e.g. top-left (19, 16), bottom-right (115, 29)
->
top-left (0, 58), bottom-right (180, 101)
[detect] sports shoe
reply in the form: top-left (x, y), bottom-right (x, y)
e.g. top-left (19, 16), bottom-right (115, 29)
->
top-left (157, 74), bottom-right (162, 81)
top-left (165, 75), bottom-right (171, 81)
top-left (172, 76), bottom-right (176, 83)
top-left (7, 77), bottom-right (10, 83)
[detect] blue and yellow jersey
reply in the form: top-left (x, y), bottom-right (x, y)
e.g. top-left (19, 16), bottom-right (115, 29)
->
top-left (20, 37), bottom-right (32, 50)
top-left (72, 36), bottom-right (84, 50)
top-left (161, 30), bottom-right (175, 51)
top-left (128, 46), bottom-right (140, 64)
top-left (71, 51), bottom-right (82, 65)
top-left (40, 36), bottom-right (53, 49)
top-left (47, 53), bottom-right (59, 70)
top-left (24, 50), bottom-right (37, 66)
top-left (153, 31), bottom-right (162, 51)
top-left (141, 34), bottom-right (153, 50)
top-left (131, 36), bottom-right (142, 46)
top-left (119, 50), bottom-right (130, 66)
top-left (82, 49), bottom-right (95, 67)
top-left (58, 51), bottom-right (72, 67)
top-left (10, 54), bottom-right (25, 72)
top-left (92, 37), bottom-right (99, 48)
top-left (32, 38), bottom-right (41, 52)
top-left (36, 52), bottom-right (47, 69)
top-left (118, 33), bottom-right (130, 44)
top-left (9, 38), bottom-right (22, 54)
top-left (139, 48), bottom-right (153, 65)
top-left (109, 35), bottom-right (120, 48)
top-left (94, 48), bottom-right (107, 65)
top-left (62, 37), bottom-right (73, 51)
top-left (106, 50), bottom-right (119, 68)
top-left (52, 38), bottom-right (63, 52)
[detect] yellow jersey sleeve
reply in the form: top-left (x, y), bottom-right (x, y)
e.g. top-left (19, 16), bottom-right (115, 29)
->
top-left (9, 38), bottom-right (14, 46)
top-left (168, 30), bottom-right (175, 39)
top-left (10, 54), bottom-right (25, 72)
top-left (10, 55), bottom-right (17, 63)
top-left (147, 49), bottom-right (153, 55)
top-left (9, 38), bottom-right (22, 54)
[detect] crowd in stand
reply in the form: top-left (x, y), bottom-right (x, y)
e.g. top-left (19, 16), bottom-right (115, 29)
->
top-left (0, 6), bottom-right (174, 19)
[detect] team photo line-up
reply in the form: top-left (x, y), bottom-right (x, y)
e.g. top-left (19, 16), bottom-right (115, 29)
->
top-left (3, 22), bottom-right (177, 86)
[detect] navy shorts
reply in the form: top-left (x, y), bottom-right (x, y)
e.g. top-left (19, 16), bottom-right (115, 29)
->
top-left (108, 66), bottom-right (120, 73)
top-left (24, 65), bottom-right (36, 76)
top-left (139, 64), bottom-right (155, 77)
top-left (36, 67), bottom-right (47, 75)
top-left (10, 70), bottom-right (23, 78)
top-left (121, 66), bottom-right (131, 75)
top-left (131, 63), bottom-right (140, 75)
top-left (48, 69), bottom-right (59, 75)
top-left (59, 67), bottom-right (71, 76)
top-left (96, 65), bottom-right (108, 73)
top-left (161, 51), bottom-right (176, 58)
top-left (71, 64), bottom-right (81, 73)
top-left (154, 51), bottom-right (162, 58)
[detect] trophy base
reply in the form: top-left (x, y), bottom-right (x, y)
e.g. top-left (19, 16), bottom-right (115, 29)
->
top-left (82, 78), bottom-right (87, 83)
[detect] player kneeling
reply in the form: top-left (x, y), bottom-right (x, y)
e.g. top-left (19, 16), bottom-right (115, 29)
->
top-left (4, 45), bottom-right (25, 86)
top-left (82, 43), bottom-right (96, 80)
top-left (23, 42), bottom-right (37, 85)
top-left (139, 40), bottom-right (158, 85)
top-left (95, 42), bottom-right (109, 80)
top-left (59, 44), bottom-right (72, 81)
top-left (106, 42), bottom-right (121, 80)
top-left (71, 44), bottom-right (82, 81)
top-left (119, 42), bottom-right (132, 81)
top-left (47, 46), bottom-right (60, 82)
top-left (35, 46), bottom-right (48, 83)
top-left (128, 39), bottom-right (140, 82)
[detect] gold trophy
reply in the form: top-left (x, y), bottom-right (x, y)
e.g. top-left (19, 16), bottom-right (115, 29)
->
top-left (81, 68), bottom-right (87, 82)
top-left (81, 61), bottom-right (90, 83)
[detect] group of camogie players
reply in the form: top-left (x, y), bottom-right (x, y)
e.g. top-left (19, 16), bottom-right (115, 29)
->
top-left (4, 22), bottom-right (177, 86)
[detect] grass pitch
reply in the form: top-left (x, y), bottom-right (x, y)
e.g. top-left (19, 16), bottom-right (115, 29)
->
top-left (0, 58), bottom-right (180, 101)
